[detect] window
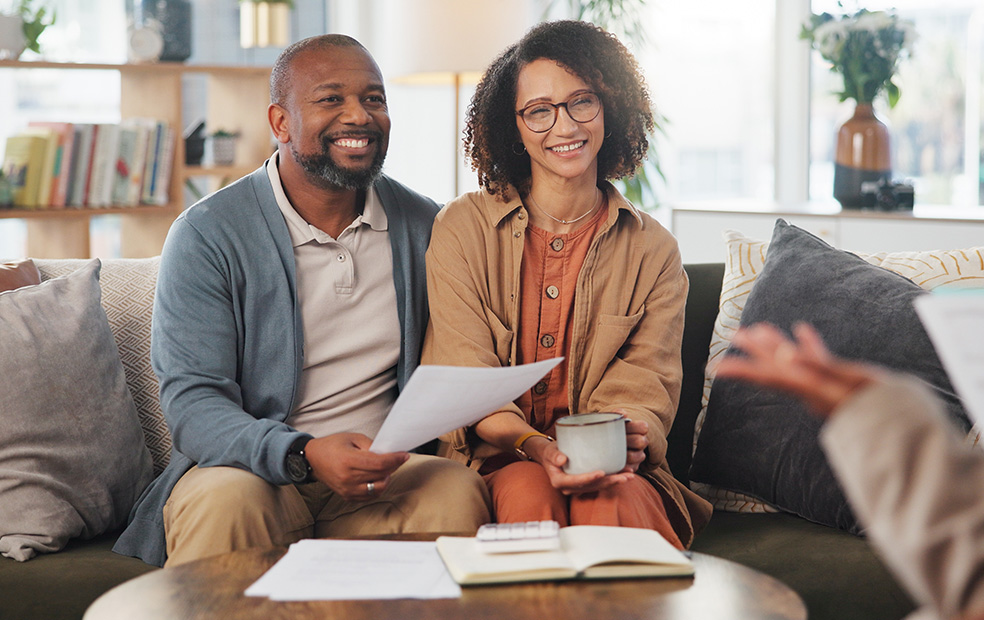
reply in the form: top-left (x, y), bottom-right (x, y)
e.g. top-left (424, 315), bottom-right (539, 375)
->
top-left (638, 0), bottom-right (776, 204)
top-left (809, 0), bottom-right (984, 207)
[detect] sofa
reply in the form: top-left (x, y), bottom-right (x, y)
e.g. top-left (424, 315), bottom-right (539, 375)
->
top-left (0, 257), bottom-right (914, 620)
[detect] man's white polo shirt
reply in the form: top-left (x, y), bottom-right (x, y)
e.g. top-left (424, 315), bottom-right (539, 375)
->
top-left (267, 153), bottom-right (400, 439)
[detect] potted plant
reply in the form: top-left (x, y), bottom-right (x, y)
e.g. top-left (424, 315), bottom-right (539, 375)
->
top-left (210, 129), bottom-right (241, 166)
top-left (0, 0), bottom-right (55, 59)
top-left (239, 0), bottom-right (292, 48)
top-left (801, 9), bottom-right (916, 208)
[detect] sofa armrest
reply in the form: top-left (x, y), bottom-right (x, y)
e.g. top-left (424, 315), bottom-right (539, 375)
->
top-left (666, 263), bottom-right (725, 485)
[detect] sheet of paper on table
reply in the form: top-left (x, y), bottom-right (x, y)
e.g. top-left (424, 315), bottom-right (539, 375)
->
top-left (915, 291), bottom-right (984, 426)
top-left (245, 539), bottom-right (461, 601)
top-left (370, 357), bottom-right (563, 453)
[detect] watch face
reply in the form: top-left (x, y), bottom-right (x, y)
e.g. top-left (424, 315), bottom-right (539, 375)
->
top-left (286, 453), bottom-right (309, 483)
top-left (128, 24), bottom-right (164, 63)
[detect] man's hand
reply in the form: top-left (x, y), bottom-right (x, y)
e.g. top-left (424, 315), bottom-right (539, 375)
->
top-left (304, 433), bottom-right (409, 500)
top-left (714, 322), bottom-right (882, 419)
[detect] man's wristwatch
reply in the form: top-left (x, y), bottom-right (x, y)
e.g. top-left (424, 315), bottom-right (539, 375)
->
top-left (286, 436), bottom-right (314, 484)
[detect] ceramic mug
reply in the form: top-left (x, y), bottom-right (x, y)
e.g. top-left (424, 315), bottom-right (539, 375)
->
top-left (555, 412), bottom-right (627, 475)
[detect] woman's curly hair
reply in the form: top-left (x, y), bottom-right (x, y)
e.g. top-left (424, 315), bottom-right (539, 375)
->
top-left (464, 20), bottom-right (655, 196)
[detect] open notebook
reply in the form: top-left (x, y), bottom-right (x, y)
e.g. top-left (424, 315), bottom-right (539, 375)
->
top-left (436, 525), bottom-right (693, 586)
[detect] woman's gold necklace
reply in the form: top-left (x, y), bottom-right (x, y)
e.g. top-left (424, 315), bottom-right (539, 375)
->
top-left (528, 188), bottom-right (602, 225)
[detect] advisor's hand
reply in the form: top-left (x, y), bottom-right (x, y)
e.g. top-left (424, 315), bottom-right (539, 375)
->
top-left (714, 322), bottom-right (881, 419)
top-left (304, 433), bottom-right (409, 500)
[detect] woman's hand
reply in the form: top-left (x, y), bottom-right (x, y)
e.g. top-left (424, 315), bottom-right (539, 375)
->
top-left (620, 415), bottom-right (649, 474)
top-left (524, 433), bottom-right (636, 496)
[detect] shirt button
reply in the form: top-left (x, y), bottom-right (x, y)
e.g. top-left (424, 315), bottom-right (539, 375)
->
top-left (337, 254), bottom-right (346, 262)
top-left (533, 381), bottom-right (548, 395)
top-left (514, 231), bottom-right (522, 238)
top-left (545, 285), bottom-right (559, 299)
top-left (551, 238), bottom-right (565, 252)
top-left (540, 334), bottom-right (555, 348)
top-left (517, 212), bottom-right (526, 220)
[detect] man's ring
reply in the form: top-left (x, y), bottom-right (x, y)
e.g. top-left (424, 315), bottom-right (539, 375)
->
top-left (367, 481), bottom-right (375, 495)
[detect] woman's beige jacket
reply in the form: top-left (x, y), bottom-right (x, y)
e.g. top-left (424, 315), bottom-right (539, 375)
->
top-left (421, 183), bottom-right (712, 546)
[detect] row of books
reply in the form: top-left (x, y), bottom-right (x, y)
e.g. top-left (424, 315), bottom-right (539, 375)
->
top-left (0, 120), bottom-right (175, 210)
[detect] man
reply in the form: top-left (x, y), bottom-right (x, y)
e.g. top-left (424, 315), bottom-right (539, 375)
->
top-left (114, 34), bottom-right (491, 568)
top-left (716, 321), bottom-right (984, 620)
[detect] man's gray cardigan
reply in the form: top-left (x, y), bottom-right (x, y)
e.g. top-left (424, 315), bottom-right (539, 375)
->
top-left (113, 167), bottom-right (439, 567)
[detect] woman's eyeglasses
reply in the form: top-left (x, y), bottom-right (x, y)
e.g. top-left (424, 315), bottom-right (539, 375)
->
top-left (516, 92), bottom-right (602, 133)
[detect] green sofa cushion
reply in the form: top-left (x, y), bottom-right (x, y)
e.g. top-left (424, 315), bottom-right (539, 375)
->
top-left (0, 532), bottom-right (157, 620)
top-left (693, 512), bottom-right (915, 620)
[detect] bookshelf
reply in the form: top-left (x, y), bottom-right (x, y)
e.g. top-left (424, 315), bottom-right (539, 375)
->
top-left (0, 60), bottom-right (272, 258)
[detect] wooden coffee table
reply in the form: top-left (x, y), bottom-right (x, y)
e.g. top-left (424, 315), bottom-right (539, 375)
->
top-left (85, 545), bottom-right (805, 620)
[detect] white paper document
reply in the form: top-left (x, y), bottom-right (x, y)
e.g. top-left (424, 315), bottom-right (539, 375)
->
top-left (915, 292), bottom-right (984, 426)
top-left (245, 539), bottom-right (461, 601)
top-left (370, 357), bottom-right (563, 453)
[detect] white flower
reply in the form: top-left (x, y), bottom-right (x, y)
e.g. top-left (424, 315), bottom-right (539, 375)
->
top-left (813, 20), bottom-right (846, 61)
top-left (853, 11), bottom-right (894, 33)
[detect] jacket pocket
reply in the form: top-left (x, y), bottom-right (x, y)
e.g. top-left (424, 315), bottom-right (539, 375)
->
top-left (589, 311), bottom-right (644, 369)
top-left (485, 308), bottom-right (515, 365)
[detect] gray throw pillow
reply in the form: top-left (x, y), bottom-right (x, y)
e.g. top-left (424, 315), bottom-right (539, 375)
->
top-left (0, 259), bottom-right (154, 561)
top-left (689, 219), bottom-right (970, 534)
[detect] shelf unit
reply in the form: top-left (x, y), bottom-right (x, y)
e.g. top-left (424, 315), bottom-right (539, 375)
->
top-left (0, 60), bottom-right (272, 258)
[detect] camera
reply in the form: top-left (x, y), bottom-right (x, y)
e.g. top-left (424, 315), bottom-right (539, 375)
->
top-left (860, 179), bottom-right (915, 211)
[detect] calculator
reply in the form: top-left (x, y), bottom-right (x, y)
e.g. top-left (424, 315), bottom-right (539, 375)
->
top-left (475, 520), bottom-right (561, 554)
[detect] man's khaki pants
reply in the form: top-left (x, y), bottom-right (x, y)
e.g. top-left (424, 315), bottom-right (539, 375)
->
top-left (162, 453), bottom-right (491, 567)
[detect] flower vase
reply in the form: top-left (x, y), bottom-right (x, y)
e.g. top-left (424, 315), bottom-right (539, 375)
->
top-left (833, 103), bottom-right (891, 209)
top-left (0, 15), bottom-right (25, 59)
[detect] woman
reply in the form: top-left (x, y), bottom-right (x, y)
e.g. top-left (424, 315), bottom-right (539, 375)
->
top-left (422, 20), bottom-right (711, 548)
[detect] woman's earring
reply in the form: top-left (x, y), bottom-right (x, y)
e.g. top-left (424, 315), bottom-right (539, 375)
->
top-left (512, 142), bottom-right (527, 155)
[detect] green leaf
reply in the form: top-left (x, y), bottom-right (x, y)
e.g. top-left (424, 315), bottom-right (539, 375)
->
top-left (886, 81), bottom-right (900, 108)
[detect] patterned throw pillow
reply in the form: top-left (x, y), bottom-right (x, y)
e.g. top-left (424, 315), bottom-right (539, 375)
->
top-left (35, 257), bottom-right (170, 475)
top-left (692, 226), bottom-right (984, 513)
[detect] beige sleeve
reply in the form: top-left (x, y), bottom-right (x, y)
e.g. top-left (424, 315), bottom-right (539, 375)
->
top-left (821, 374), bottom-right (984, 619)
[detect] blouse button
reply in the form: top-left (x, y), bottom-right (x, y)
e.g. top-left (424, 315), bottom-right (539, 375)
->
top-left (545, 285), bottom-right (559, 299)
top-left (517, 212), bottom-right (526, 220)
top-left (533, 381), bottom-right (548, 395)
top-left (514, 231), bottom-right (522, 238)
top-left (551, 238), bottom-right (565, 252)
top-left (540, 334), bottom-right (555, 348)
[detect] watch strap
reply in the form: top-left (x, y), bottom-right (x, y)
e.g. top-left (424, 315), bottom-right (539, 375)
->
top-left (286, 436), bottom-right (314, 483)
top-left (513, 431), bottom-right (554, 460)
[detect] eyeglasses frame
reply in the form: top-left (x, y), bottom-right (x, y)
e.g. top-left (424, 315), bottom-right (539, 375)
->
top-left (515, 91), bottom-right (603, 134)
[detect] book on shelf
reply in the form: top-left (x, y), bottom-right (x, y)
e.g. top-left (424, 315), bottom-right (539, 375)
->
top-left (146, 122), bottom-right (174, 206)
top-left (122, 119), bottom-right (155, 206)
top-left (88, 123), bottom-right (120, 208)
top-left (27, 121), bottom-right (75, 208)
top-left (111, 123), bottom-right (139, 206)
top-left (19, 127), bottom-right (59, 208)
top-left (68, 123), bottom-right (96, 208)
top-left (2, 133), bottom-right (49, 208)
top-left (436, 525), bottom-right (694, 586)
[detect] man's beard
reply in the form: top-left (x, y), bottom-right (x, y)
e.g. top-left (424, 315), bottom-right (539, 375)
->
top-left (292, 133), bottom-right (386, 190)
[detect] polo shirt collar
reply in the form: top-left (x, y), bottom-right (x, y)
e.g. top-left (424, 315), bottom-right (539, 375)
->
top-left (266, 151), bottom-right (388, 248)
